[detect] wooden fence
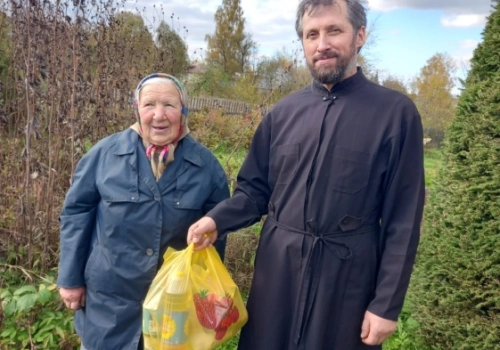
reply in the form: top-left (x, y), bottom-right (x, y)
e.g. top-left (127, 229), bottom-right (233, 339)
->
top-left (95, 88), bottom-right (259, 116)
top-left (188, 97), bottom-right (253, 116)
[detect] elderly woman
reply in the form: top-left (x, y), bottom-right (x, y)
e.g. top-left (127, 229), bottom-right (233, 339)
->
top-left (56, 73), bottom-right (230, 350)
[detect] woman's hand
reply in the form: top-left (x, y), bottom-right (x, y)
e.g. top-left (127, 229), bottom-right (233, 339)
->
top-left (187, 217), bottom-right (218, 250)
top-left (59, 287), bottom-right (86, 310)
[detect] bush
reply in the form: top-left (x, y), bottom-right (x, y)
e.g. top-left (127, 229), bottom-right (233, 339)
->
top-left (407, 3), bottom-right (500, 349)
top-left (189, 109), bottom-right (261, 152)
top-left (0, 268), bottom-right (79, 349)
top-left (383, 303), bottom-right (431, 350)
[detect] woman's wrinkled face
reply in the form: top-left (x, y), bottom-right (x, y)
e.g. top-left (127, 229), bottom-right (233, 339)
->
top-left (138, 82), bottom-right (183, 146)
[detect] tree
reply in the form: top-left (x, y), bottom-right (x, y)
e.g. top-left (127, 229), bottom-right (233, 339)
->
top-left (155, 21), bottom-right (189, 76)
top-left (205, 0), bottom-right (257, 76)
top-left (190, 64), bottom-right (233, 98)
top-left (257, 53), bottom-right (294, 93)
top-left (256, 49), bottom-right (310, 105)
top-left (111, 11), bottom-right (155, 79)
top-left (380, 75), bottom-right (409, 96)
top-left (80, 11), bottom-right (156, 133)
top-left (357, 53), bottom-right (379, 82)
top-left (357, 22), bottom-right (379, 82)
top-left (408, 3), bottom-right (500, 349)
top-left (412, 53), bottom-right (456, 131)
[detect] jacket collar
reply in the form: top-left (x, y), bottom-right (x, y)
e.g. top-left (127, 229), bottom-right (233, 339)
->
top-left (114, 128), bottom-right (137, 155)
top-left (179, 136), bottom-right (204, 167)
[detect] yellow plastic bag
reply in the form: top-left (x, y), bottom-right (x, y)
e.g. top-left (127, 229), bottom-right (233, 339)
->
top-left (143, 243), bottom-right (248, 350)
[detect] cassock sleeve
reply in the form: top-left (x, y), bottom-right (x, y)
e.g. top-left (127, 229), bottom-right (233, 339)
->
top-left (207, 115), bottom-right (273, 238)
top-left (367, 100), bottom-right (425, 320)
top-left (57, 147), bottom-right (101, 288)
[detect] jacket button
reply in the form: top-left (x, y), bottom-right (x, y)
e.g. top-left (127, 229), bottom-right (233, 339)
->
top-left (342, 218), bottom-right (349, 225)
top-left (146, 248), bottom-right (154, 256)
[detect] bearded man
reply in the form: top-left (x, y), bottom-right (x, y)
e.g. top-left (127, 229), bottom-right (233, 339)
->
top-left (188, 0), bottom-right (425, 349)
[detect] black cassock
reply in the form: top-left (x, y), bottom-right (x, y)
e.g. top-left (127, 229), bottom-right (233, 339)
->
top-left (209, 69), bottom-right (425, 350)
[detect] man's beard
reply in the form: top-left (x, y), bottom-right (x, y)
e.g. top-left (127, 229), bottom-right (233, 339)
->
top-left (307, 41), bottom-right (358, 86)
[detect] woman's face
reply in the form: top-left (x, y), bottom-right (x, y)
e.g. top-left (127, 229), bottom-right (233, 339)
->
top-left (138, 82), bottom-right (183, 146)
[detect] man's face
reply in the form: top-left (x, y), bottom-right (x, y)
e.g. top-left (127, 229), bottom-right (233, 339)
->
top-left (301, 2), bottom-right (366, 88)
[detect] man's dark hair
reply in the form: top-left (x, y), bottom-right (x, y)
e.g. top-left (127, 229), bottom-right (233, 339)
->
top-left (295, 0), bottom-right (367, 39)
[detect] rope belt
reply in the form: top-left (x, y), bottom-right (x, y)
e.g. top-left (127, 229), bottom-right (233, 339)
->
top-left (266, 216), bottom-right (375, 345)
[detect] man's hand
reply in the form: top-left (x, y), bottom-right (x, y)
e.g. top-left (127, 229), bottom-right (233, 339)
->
top-left (360, 310), bottom-right (397, 345)
top-left (187, 216), bottom-right (218, 250)
top-left (59, 287), bottom-right (86, 310)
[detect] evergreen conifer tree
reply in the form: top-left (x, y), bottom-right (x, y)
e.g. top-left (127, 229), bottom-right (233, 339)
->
top-left (408, 3), bottom-right (500, 349)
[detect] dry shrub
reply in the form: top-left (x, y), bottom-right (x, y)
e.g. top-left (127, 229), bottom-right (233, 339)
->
top-left (189, 108), bottom-right (261, 151)
top-left (0, 0), bottom-right (164, 271)
top-left (189, 108), bottom-right (264, 294)
top-left (224, 226), bottom-right (261, 294)
top-left (0, 0), bottom-right (265, 278)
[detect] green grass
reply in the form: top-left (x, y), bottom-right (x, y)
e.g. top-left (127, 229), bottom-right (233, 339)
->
top-left (424, 148), bottom-right (442, 189)
top-left (214, 146), bottom-right (443, 191)
top-left (213, 147), bottom-right (247, 184)
top-left (215, 335), bottom-right (239, 350)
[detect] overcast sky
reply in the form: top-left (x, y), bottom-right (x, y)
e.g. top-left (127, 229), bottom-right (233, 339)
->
top-left (125, 0), bottom-right (494, 86)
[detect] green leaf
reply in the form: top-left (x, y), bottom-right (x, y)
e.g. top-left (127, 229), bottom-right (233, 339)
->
top-left (38, 316), bottom-right (54, 327)
top-left (44, 311), bottom-right (56, 318)
top-left (13, 285), bottom-right (37, 296)
top-left (0, 289), bottom-right (12, 299)
top-left (3, 301), bottom-right (17, 316)
top-left (49, 333), bottom-right (54, 345)
top-left (36, 325), bottom-right (55, 335)
top-left (0, 328), bottom-right (15, 338)
top-left (55, 326), bottom-right (65, 339)
top-left (15, 293), bottom-right (37, 312)
top-left (37, 289), bottom-right (52, 305)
